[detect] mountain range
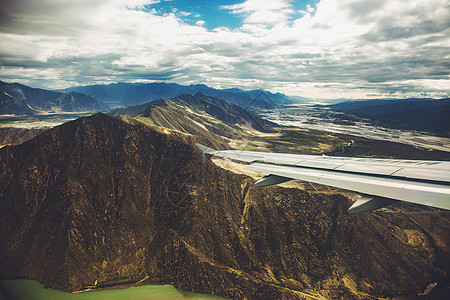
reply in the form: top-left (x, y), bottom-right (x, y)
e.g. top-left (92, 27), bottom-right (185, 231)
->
top-left (109, 92), bottom-right (275, 136)
top-left (0, 92), bottom-right (274, 150)
top-left (1, 94), bottom-right (449, 298)
top-left (62, 82), bottom-right (303, 109)
top-left (0, 81), bottom-right (107, 116)
top-left (108, 92), bottom-right (277, 151)
top-left (329, 98), bottom-right (450, 136)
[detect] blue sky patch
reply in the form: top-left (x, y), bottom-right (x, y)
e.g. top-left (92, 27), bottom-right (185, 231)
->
top-left (146, 0), bottom-right (319, 30)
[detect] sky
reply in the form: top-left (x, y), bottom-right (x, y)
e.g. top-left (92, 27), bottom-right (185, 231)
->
top-left (0, 0), bottom-right (449, 100)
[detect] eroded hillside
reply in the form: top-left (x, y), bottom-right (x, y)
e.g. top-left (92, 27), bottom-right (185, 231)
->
top-left (0, 113), bottom-right (448, 299)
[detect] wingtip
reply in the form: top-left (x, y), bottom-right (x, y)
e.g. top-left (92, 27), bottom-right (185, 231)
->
top-left (195, 143), bottom-right (216, 154)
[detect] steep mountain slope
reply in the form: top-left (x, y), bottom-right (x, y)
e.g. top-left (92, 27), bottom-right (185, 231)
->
top-left (109, 93), bottom-right (276, 149)
top-left (0, 81), bottom-right (108, 115)
top-left (63, 82), bottom-right (298, 109)
top-left (330, 98), bottom-right (450, 135)
top-left (0, 113), bottom-right (448, 299)
top-left (109, 93), bottom-right (275, 135)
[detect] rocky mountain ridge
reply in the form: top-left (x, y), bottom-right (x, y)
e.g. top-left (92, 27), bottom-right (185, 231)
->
top-left (109, 92), bottom-right (275, 144)
top-left (0, 113), bottom-right (448, 299)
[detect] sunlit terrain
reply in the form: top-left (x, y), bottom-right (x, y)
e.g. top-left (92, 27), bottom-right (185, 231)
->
top-left (0, 113), bottom-right (93, 129)
top-left (260, 104), bottom-right (450, 152)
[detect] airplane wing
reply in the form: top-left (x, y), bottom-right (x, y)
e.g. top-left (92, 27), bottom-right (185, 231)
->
top-left (196, 144), bottom-right (450, 214)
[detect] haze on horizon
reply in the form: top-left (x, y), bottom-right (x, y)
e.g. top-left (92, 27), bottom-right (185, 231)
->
top-left (0, 0), bottom-right (449, 100)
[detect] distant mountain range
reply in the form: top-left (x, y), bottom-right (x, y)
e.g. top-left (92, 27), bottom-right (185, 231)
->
top-left (329, 98), bottom-right (450, 135)
top-left (62, 82), bottom-right (304, 109)
top-left (0, 81), bottom-right (108, 116)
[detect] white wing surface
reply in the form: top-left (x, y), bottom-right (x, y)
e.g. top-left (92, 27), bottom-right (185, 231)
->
top-left (196, 144), bottom-right (450, 214)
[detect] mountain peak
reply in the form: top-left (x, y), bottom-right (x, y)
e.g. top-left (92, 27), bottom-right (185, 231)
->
top-left (193, 91), bottom-right (205, 97)
top-left (0, 81), bottom-right (108, 115)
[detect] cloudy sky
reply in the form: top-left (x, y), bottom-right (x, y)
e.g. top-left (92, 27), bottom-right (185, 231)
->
top-left (0, 0), bottom-right (449, 99)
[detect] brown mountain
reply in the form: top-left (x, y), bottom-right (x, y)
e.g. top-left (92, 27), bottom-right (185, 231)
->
top-left (109, 92), bottom-right (276, 149)
top-left (110, 92), bottom-right (275, 130)
top-left (0, 113), bottom-right (448, 299)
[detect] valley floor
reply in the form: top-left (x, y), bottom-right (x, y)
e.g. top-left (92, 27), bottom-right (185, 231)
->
top-left (0, 113), bottom-right (92, 130)
top-left (259, 104), bottom-right (450, 153)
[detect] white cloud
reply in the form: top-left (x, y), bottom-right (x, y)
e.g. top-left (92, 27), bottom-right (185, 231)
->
top-left (221, 0), bottom-right (294, 27)
top-left (178, 11), bottom-right (192, 17)
top-left (196, 20), bottom-right (206, 27)
top-left (306, 5), bottom-right (315, 13)
top-left (0, 0), bottom-right (449, 99)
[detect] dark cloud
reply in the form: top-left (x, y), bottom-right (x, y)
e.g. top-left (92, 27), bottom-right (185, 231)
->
top-left (0, 0), bottom-right (448, 99)
top-left (344, 0), bottom-right (388, 23)
top-left (0, 0), bottom-right (95, 36)
top-left (290, 53), bottom-right (321, 59)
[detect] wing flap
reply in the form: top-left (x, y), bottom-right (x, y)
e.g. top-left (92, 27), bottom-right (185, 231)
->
top-left (335, 163), bottom-right (402, 176)
top-left (295, 160), bottom-right (345, 170)
top-left (392, 167), bottom-right (450, 183)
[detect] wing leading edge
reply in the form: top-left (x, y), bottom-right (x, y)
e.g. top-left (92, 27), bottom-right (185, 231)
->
top-left (195, 144), bottom-right (450, 214)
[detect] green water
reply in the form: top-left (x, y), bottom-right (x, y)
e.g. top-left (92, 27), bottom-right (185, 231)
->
top-left (0, 280), bottom-right (223, 300)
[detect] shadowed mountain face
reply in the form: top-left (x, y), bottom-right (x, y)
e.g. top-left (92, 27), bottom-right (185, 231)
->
top-left (0, 113), bottom-right (448, 299)
top-left (0, 81), bottom-right (108, 115)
